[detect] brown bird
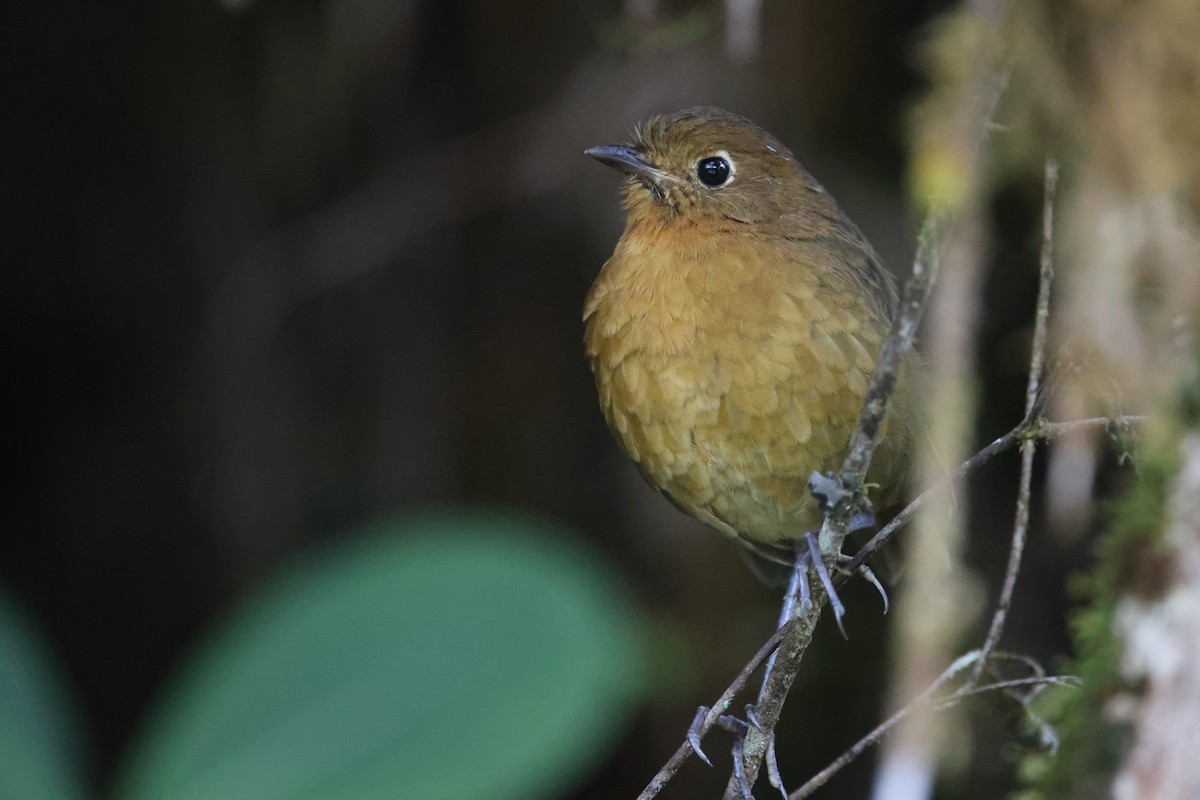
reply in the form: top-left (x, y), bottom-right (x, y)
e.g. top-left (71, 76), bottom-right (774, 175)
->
top-left (583, 107), bottom-right (919, 588)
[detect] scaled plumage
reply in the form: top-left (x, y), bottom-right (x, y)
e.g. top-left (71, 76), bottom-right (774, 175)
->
top-left (584, 107), bottom-right (918, 571)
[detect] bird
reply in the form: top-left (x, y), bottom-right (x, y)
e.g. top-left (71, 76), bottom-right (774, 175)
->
top-left (583, 107), bottom-right (919, 591)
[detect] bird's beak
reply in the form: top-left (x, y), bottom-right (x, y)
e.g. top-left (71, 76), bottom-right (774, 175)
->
top-left (584, 144), bottom-right (659, 181)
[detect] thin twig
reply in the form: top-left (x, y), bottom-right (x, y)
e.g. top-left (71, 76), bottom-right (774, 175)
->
top-left (942, 675), bottom-right (1081, 705)
top-left (841, 414), bottom-right (1146, 578)
top-left (636, 622), bottom-right (794, 800)
top-left (787, 652), bottom-right (981, 800)
top-left (788, 652), bottom-right (1079, 800)
top-left (841, 422), bottom-right (1026, 579)
top-left (969, 159), bottom-right (1059, 685)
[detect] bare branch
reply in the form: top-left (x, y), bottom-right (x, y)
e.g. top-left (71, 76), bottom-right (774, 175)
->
top-left (970, 159), bottom-right (1059, 685)
top-left (786, 652), bottom-right (980, 800)
top-left (841, 414), bottom-right (1146, 578)
top-left (943, 675), bottom-right (1082, 705)
top-left (788, 649), bottom-right (1079, 800)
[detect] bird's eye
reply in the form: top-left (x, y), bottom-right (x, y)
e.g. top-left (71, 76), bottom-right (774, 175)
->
top-left (696, 155), bottom-right (732, 188)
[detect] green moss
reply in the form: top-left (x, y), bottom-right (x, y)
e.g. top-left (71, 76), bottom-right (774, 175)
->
top-left (1014, 345), bottom-right (1200, 799)
top-left (1012, 447), bottom-right (1170, 799)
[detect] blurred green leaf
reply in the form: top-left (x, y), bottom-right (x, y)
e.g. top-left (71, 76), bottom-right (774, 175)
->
top-left (0, 590), bottom-right (89, 800)
top-left (116, 510), bottom-right (645, 800)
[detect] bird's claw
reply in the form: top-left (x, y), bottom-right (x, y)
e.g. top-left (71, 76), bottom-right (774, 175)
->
top-left (765, 731), bottom-right (787, 799)
top-left (840, 555), bottom-right (889, 613)
top-left (687, 706), bottom-right (713, 766)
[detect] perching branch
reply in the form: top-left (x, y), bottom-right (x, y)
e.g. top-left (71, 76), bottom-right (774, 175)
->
top-left (635, 622), bottom-right (795, 800)
top-left (719, 208), bottom-right (946, 800)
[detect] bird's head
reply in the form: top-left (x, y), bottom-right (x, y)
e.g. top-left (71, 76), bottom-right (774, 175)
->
top-left (585, 107), bottom-right (834, 232)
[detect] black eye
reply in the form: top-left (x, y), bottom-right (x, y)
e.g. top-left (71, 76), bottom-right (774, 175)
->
top-left (696, 156), bottom-right (731, 187)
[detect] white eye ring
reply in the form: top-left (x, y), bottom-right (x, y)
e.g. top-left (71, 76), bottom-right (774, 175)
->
top-left (696, 149), bottom-right (736, 188)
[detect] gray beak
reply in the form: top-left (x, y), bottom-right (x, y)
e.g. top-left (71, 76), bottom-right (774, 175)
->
top-left (584, 145), bottom-right (659, 180)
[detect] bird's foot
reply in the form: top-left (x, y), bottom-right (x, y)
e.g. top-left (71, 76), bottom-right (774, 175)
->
top-left (805, 533), bottom-right (892, 626)
top-left (686, 706), bottom-right (758, 767)
top-left (776, 513), bottom-right (884, 634)
top-left (711, 706), bottom-right (788, 800)
top-left (688, 705), bottom-right (785, 799)
top-left (842, 510), bottom-right (889, 610)
top-left (759, 535), bottom-right (888, 703)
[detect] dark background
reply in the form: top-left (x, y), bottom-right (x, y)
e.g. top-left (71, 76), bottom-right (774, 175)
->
top-left (2, 1), bottom-right (1086, 797)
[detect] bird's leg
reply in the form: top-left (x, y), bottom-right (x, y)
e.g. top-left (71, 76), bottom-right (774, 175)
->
top-left (776, 545), bottom-right (812, 630)
top-left (804, 531), bottom-right (847, 638)
top-left (757, 542), bottom-right (811, 702)
top-left (720, 715), bottom-right (757, 800)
